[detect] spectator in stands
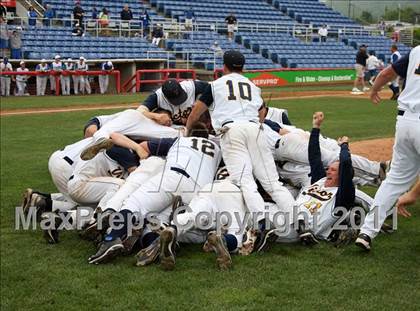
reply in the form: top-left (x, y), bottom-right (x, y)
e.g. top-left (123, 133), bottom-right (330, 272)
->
top-left (378, 19), bottom-right (386, 36)
top-left (0, 4), bottom-right (7, 20)
top-left (99, 61), bottom-right (114, 94)
top-left (351, 44), bottom-right (370, 95)
top-left (73, 1), bottom-right (85, 27)
top-left (209, 41), bottom-right (223, 57)
top-left (318, 24), bottom-right (328, 42)
top-left (98, 8), bottom-right (110, 35)
top-left (151, 24), bottom-right (163, 46)
top-left (35, 59), bottom-right (49, 96)
top-left (27, 6), bottom-right (37, 27)
top-left (16, 61), bottom-right (29, 96)
top-left (0, 17), bottom-right (9, 50)
top-left (0, 57), bottom-right (13, 96)
top-left (120, 4), bottom-right (133, 21)
top-left (366, 50), bottom-right (383, 85)
top-left (91, 6), bottom-right (98, 20)
top-left (72, 22), bottom-right (84, 36)
top-left (9, 27), bottom-right (22, 59)
top-left (43, 4), bottom-right (55, 27)
top-left (140, 9), bottom-right (151, 37)
top-left (225, 12), bottom-right (237, 41)
top-left (184, 7), bottom-right (195, 31)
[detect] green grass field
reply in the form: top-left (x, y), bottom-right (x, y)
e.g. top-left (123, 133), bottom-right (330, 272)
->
top-left (1, 95), bottom-right (419, 310)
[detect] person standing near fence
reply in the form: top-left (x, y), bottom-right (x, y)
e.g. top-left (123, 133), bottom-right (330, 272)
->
top-left (75, 56), bottom-right (90, 95)
top-left (0, 57), bottom-right (12, 96)
top-left (27, 6), bottom-right (37, 27)
top-left (43, 4), bottom-right (55, 27)
top-left (50, 55), bottom-right (65, 94)
top-left (99, 61), bottom-right (113, 94)
top-left (73, 1), bottom-right (84, 27)
top-left (16, 61), bottom-right (29, 96)
top-left (318, 24), bottom-right (328, 42)
top-left (140, 9), bottom-right (151, 37)
top-left (184, 7), bottom-right (195, 31)
top-left (62, 58), bottom-right (73, 95)
top-left (35, 59), bottom-right (49, 96)
top-left (9, 27), bottom-right (22, 59)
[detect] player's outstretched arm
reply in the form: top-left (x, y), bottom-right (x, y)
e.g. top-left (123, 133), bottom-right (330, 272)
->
top-left (370, 65), bottom-right (398, 105)
top-left (109, 132), bottom-right (150, 159)
top-left (396, 179), bottom-right (420, 217)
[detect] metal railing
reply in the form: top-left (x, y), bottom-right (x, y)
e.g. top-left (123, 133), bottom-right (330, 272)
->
top-left (145, 50), bottom-right (219, 70)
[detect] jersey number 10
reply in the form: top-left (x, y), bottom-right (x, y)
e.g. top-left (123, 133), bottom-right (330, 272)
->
top-left (226, 80), bottom-right (252, 101)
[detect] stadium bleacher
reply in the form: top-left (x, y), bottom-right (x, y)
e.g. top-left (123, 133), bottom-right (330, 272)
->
top-left (17, 0), bottom-right (412, 70)
top-left (43, 0), bottom-right (165, 22)
top-left (21, 26), bottom-right (173, 61)
top-left (166, 32), bottom-right (278, 70)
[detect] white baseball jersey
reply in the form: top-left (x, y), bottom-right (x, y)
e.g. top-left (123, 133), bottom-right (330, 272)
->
top-left (51, 61), bottom-right (63, 71)
top-left (165, 136), bottom-right (221, 187)
top-left (94, 112), bottom-right (124, 128)
top-left (65, 62), bottom-right (74, 70)
top-left (72, 152), bottom-right (129, 181)
top-left (36, 63), bottom-right (49, 72)
top-left (209, 72), bottom-right (262, 131)
top-left (76, 61), bottom-right (88, 71)
top-left (61, 138), bottom-right (93, 165)
top-left (397, 45), bottom-right (420, 112)
top-left (155, 80), bottom-right (196, 122)
top-left (366, 55), bottom-right (381, 70)
top-left (16, 67), bottom-right (29, 81)
top-left (0, 62), bottom-right (13, 72)
top-left (265, 107), bottom-right (288, 125)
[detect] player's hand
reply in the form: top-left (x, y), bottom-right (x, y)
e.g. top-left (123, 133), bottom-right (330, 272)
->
top-left (337, 136), bottom-right (349, 145)
top-left (155, 113), bottom-right (172, 126)
top-left (312, 111), bottom-right (324, 128)
top-left (396, 191), bottom-right (415, 218)
top-left (279, 128), bottom-right (290, 136)
top-left (370, 90), bottom-right (381, 105)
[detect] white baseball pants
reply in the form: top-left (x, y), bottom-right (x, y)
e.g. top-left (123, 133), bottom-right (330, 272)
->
top-left (36, 76), bottom-right (48, 96)
top-left (16, 80), bottom-right (26, 96)
top-left (98, 75), bottom-right (109, 94)
top-left (0, 76), bottom-right (11, 96)
top-left (62, 76), bottom-right (71, 95)
top-left (101, 157), bottom-right (165, 212)
top-left (360, 113), bottom-right (420, 238)
top-left (220, 122), bottom-right (296, 223)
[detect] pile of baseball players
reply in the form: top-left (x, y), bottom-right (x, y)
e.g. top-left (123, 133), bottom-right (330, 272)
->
top-left (0, 55), bottom-right (113, 97)
top-left (20, 48), bottom-right (419, 271)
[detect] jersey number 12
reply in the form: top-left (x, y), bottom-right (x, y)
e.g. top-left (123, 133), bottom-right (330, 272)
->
top-left (226, 80), bottom-right (252, 101)
top-left (191, 138), bottom-right (215, 158)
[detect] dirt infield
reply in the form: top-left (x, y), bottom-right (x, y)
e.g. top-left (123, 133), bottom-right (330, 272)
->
top-left (351, 138), bottom-right (394, 162)
top-left (1, 89), bottom-right (393, 117)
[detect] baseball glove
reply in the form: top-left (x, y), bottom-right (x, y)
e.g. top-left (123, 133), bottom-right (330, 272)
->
top-left (333, 228), bottom-right (359, 248)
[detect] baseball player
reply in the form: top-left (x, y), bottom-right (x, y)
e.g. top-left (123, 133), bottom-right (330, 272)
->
top-left (139, 79), bottom-right (209, 126)
top-left (186, 50), bottom-right (301, 242)
top-left (99, 61), bottom-right (113, 94)
top-left (35, 59), bottom-right (49, 96)
top-left (0, 57), bottom-right (12, 96)
top-left (15, 61), bottom-right (29, 96)
top-left (356, 46), bottom-right (420, 251)
top-left (62, 58), bottom-right (74, 95)
top-left (74, 56), bottom-right (91, 95)
top-left (389, 44), bottom-right (401, 100)
top-left (50, 55), bottom-right (65, 94)
top-left (87, 122), bottom-right (221, 264)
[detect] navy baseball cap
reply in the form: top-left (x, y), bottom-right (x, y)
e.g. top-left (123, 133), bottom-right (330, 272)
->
top-left (223, 50), bottom-right (245, 70)
top-left (162, 79), bottom-right (188, 106)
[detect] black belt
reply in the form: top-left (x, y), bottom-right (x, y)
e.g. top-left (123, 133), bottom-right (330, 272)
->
top-left (63, 156), bottom-right (74, 165)
top-left (170, 167), bottom-right (190, 178)
top-left (398, 110), bottom-right (405, 116)
top-left (221, 120), bottom-right (257, 127)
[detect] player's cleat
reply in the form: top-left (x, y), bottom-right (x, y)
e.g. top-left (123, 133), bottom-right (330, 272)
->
top-left (169, 195), bottom-right (183, 222)
top-left (238, 229), bottom-right (258, 256)
top-left (135, 236), bottom-right (161, 266)
top-left (380, 222), bottom-right (394, 234)
top-left (362, 87), bottom-right (370, 92)
top-left (121, 229), bottom-right (143, 255)
top-left (80, 138), bottom-right (114, 161)
top-left (350, 88), bottom-right (364, 95)
top-left (159, 226), bottom-right (176, 271)
top-left (21, 188), bottom-right (34, 215)
top-left (41, 212), bottom-right (62, 244)
top-left (206, 231), bottom-right (232, 270)
top-left (355, 233), bottom-right (372, 251)
top-left (88, 237), bottom-right (124, 264)
top-left (255, 228), bottom-right (278, 253)
top-left (80, 209), bottom-right (112, 241)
